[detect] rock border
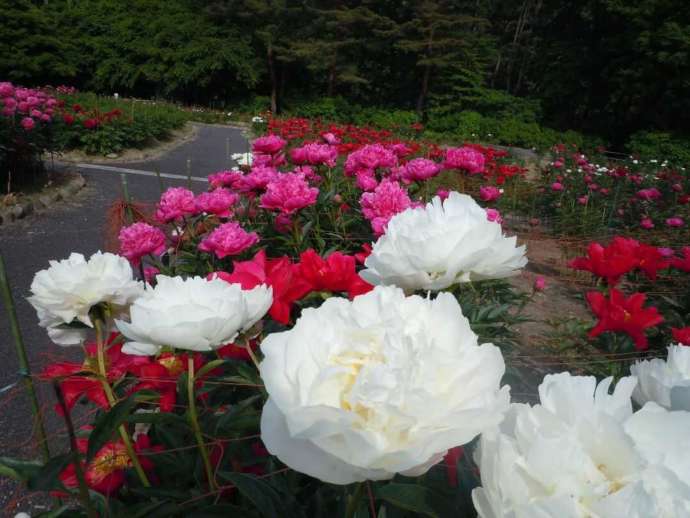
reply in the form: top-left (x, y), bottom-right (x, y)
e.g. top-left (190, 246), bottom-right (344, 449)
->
top-left (0, 173), bottom-right (86, 226)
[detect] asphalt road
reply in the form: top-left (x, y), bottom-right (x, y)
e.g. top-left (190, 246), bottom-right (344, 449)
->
top-left (0, 123), bottom-right (248, 514)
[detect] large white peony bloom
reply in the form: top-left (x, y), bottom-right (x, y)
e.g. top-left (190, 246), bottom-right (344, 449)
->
top-left (472, 372), bottom-right (690, 518)
top-left (631, 345), bottom-right (690, 411)
top-left (259, 285), bottom-right (510, 484)
top-left (359, 192), bottom-right (527, 291)
top-left (28, 252), bottom-right (143, 345)
top-left (116, 275), bottom-right (272, 355)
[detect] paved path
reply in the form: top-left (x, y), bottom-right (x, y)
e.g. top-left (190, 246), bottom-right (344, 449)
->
top-left (0, 124), bottom-right (248, 513)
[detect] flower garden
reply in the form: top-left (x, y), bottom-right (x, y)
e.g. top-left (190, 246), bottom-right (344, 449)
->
top-left (2, 108), bottom-right (690, 517)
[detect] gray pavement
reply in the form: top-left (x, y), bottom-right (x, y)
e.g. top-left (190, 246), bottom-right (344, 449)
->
top-left (0, 124), bottom-right (248, 513)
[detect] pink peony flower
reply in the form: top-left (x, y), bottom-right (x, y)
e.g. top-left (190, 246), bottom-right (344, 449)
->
top-left (636, 188), bottom-right (662, 201)
top-left (671, 183), bottom-right (683, 193)
top-left (17, 101), bottom-right (29, 113)
top-left (118, 222), bottom-right (167, 266)
top-left (479, 186), bottom-right (502, 202)
top-left (260, 173), bottom-right (319, 214)
top-left (40, 113), bottom-right (51, 122)
top-left (208, 170), bottom-right (244, 190)
top-left (290, 143), bottom-right (338, 167)
top-left (344, 144), bottom-right (397, 177)
top-left (195, 188), bottom-right (238, 218)
top-left (553, 160), bottom-right (564, 169)
top-left (359, 179), bottom-right (414, 236)
top-left (355, 171), bottom-right (378, 191)
top-left (20, 117), bottom-right (35, 131)
top-left (485, 208), bottom-right (502, 224)
top-left (252, 134), bottom-right (286, 155)
top-left (640, 217), bottom-right (655, 229)
top-left (3, 97), bottom-right (17, 109)
top-left (550, 182), bottom-right (564, 192)
top-left (0, 82), bottom-right (14, 97)
top-left (143, 267), bottom-right (160, 283)
top-left (666, 217), bottom-right (684, 228)
top-left (293, 165), bottom-right (321, 184)
top-left (436, 188), bottom-right (450, 201)
top-left (155, 187), bottom-right (197, 223)
top-left (400, 158), bottom-right (440, 183)
top-left (443, 146), bottom-right (485, 174)
top-left (534, 275), bottom-right (546, 292)
top-left (577, 195), bottom-right (589, 205)
top-left (198, 222), bottom-right (258, 259)
top-left (388, 142), bottom-right (413, 158)
top-left (658, 247), bottom-right (674, 258)
top-left (321, 132), bottom-right (340, 145)
top-left (237, 166), bottom-right (279, 192)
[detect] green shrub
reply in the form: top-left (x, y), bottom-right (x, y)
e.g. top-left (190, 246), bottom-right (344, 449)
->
top-left (626, 131), bottom-right (690, 166)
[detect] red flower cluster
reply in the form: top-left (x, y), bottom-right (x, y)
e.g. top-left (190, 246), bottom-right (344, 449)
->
top-left (210, 248), bottom-right (372, 325)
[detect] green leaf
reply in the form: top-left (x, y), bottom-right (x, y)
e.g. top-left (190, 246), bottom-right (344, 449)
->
top-left (195, 358), bottom-right (228, 380)
top-left (375, 483), bottom-right (440, 518)
top-left (87, 393), bottom-right (140, 460)
top-left (27, 454), bottom-right (72, 491)
top-left (185, 504), bottom-right (254, 517)
top-left (0, 456), bottom-right (42, 482)
top-left (217, 471), bottom-right (284, 518)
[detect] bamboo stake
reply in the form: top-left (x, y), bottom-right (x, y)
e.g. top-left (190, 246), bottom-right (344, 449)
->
top-left (0, 254), bottom-right (50, 462)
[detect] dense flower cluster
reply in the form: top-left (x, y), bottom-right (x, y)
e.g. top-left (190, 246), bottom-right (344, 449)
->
top-left (16, 115), bottom-right (690, 518)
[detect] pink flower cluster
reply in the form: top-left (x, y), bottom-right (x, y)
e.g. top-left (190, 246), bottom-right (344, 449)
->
top-left (238, 166), bottom-right (279, 192)
top-left (260, 173), bottom-right (319, 214)
top-left (1, 81), bottom-right (58, 129)
top-left (198, 222), bottom-right (259, 259)
top-left (444, 146), bottom-right (485, 174)
top-left (359, 179), bottom-right (416, 236)
top-left (290, 143), bottom-right (338, 167)
top-left (118, 222), bottom-right (167, 266)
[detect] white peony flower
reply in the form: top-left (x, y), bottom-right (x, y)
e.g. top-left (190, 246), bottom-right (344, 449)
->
top-left (115, 276), bottom-right (272, 355)
top-left (472, 372), bottom-right (690, 518)
top-left (360, 192), bottom-right (527, 291)
top-left (259, 285), bottom-right (510, 484)
top-left (631, 345), bottom-right (690, 410)
top-left (28, 252), bottom-right (143, 345)
top-left (231, 152), bottom-right (253, 166)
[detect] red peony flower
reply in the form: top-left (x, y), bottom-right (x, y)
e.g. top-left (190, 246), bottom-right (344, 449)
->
top-left (568, 237), bottom-right (640, 285)
top-left (298, 249), bottom-right (373, 299)
top-left (211, 249), bottom-right (311, 324)
top-left (672, 327), bottom-right (690, 346)
top-left (59, 434), bottom-right (159, 495)
top-left (671, 247), bottom-right (690, 272)
top-left (586, 289), bottom-right (664, 350)
top-left (635, 243), bottom-right (670, 280)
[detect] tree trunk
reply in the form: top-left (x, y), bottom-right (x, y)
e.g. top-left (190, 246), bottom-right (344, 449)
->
top-left (327, 62), bottom-right (336, 97)
top-left (416, 64), bottom-right (431, 117)
top-left (267, 43), bottom-right (278, 114)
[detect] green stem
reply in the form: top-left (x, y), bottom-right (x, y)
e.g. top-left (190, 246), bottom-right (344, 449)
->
top-left (94, 319), bottom-right (151, 487)
top-left (53, 381), bottom-right (97, 518)
top-left (0, 254), bottom-right (50, 462)
top-left (187, 356), bottom-right (217, 490)
top-left (345, 482), bottom-right (365, 518)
